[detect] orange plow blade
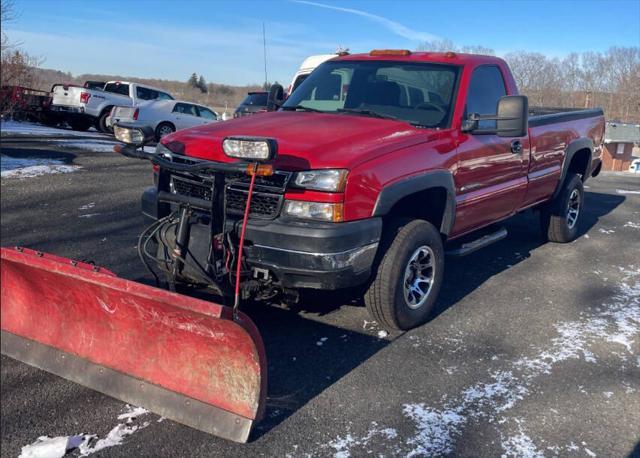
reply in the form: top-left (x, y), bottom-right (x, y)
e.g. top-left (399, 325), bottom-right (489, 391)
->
top-left (0, 247), bottom-right (266, 443)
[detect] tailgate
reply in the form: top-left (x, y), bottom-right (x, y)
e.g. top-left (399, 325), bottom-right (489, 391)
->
top-left (51, 85), bottom-right (83, 107)
top-left (112, 106), bottom-right (136, 121)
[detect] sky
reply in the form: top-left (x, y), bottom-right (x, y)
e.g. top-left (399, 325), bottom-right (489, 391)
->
top-left (5, 0), bottom-right (640, 86)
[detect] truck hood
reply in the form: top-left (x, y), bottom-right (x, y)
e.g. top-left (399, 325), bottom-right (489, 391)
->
top-left (164, 111), bottom-right (436, 170)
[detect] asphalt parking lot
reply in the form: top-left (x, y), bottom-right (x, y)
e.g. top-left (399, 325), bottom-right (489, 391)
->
top-left (1, 134), bottom-right (639, 457)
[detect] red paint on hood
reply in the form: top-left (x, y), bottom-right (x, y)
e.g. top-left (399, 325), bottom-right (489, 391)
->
top-left (163, 110), bottom-right (436, 170)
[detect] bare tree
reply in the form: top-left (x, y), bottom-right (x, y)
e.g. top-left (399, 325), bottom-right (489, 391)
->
top-left (1, 0), bottom-right (42, 116)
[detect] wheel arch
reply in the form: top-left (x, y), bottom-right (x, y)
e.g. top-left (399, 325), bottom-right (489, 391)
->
top-left (372, 170), bottom-right (456, 237)
top-left (552, 138), bottom-right (594, 200)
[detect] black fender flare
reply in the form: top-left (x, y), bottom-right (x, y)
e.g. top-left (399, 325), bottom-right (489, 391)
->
top-left (553, 137), bottom-right (594, 199)
top-left (372, 170), bottom-right (456, 236)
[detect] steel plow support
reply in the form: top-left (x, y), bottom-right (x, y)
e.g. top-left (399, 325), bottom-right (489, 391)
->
top-left (0, 247), bottom-right (267, 443)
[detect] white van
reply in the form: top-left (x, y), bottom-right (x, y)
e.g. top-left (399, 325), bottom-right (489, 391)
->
top-left (287, 53), bottom-right (344, 96)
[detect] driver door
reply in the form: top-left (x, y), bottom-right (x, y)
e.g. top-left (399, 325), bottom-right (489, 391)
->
top-left (453, 65), bottom-right (528, 236)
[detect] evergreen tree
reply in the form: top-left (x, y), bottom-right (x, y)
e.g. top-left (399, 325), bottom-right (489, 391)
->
top-left (187, 73), bottom-right (198, 88)
top-left (197, 75), bottom-right (208, 93)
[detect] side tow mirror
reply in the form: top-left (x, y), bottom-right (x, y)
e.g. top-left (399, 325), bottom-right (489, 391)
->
top-left (496, 95), bottom-right (528, 137)
top-left (266, 84), bottom-right (284, 111)
top-left (462, 95), bottom-right (529, 138)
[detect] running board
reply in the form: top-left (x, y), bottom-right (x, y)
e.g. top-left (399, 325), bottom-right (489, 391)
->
top-left (446, 227), bottom-right (508, 258)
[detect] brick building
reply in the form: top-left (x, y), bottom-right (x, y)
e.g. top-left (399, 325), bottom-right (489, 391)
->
top-left (602, 122), bottom-right (640, 171)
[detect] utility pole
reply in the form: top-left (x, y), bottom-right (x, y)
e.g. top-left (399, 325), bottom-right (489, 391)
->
top-left (263, 22), bottom-right (268, 89)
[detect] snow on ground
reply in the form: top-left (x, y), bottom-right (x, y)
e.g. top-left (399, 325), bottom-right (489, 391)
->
top-left (1, 155), bottom-right (80, 179)
top-left (18, 405), bottom-right (149, 458)
top-left (0, 120), bottom-right (106, 138)
top-left (58, 140), bottom-right (118, 153)
top-left (324, 266), bottom-right (639, 457)
top-left (616, 189), bottom-right (640, 195)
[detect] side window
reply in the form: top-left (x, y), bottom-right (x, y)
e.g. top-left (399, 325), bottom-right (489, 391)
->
top-left (158, 92), bottom-right (173, 100)
top-left (173, 103), bottom-right (197, 116)
top-left (197, 107), bottom-right (217, 120)
top-left (466, 66), bottom-right (506, 129)
top-left (104, 83), bottom-right (130, 96)
top-left (136, 87), bottom-right (153, 100)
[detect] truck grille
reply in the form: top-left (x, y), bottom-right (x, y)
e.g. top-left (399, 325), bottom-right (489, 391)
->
top-left (169, 174), bottom-right (284, 219)
top-left (170, 176), bottom-right (212, 201)
top-left (225, 188), bottom-right (282, 219)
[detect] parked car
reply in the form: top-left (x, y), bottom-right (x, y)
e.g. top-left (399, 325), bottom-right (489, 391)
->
top-left (111, 99), bottom-right (219, 141)
top-left (49, 81), bottom-right (174, 132)
top-left (138, 50), bottom-right (605, 331)
top-left (233, 92), bottom-right (268, 118)
top-left (629, 157), bottom-right (640, 173)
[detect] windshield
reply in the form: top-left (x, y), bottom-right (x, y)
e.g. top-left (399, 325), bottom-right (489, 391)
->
top-left (242, 93), bottom-right (268, 106)
top-left (283, 60), bottom-right (459, 128)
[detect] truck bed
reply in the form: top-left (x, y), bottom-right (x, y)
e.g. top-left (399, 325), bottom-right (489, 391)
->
top-left (529, 107), bottom-right (604, 127)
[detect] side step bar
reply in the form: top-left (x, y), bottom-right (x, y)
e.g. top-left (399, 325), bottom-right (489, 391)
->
top-left (446, 227), bottom-right (508, 258)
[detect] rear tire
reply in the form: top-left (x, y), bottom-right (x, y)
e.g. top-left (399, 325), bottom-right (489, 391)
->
top-left (364, 219), bottom-right (444, 331)
top-left (540, 173), bottom-right (584, 243)
top-left (155, 122), bottom-right (175, 141)
top-left (97, 110), bottom-right (112, 133)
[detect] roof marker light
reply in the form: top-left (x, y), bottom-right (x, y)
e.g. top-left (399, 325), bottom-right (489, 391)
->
top-left (369, 49), bottom-right (411, 56)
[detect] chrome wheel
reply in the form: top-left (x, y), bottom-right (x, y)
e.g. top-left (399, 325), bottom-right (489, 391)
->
top-left (158, 125), bottom-right (174, 137)
top-left (403, 245), bottom-right (435, 309)
top-left (566, 188), bottom-right (580, 229)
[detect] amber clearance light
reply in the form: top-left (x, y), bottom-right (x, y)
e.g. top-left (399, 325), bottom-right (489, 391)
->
top-left (369, 49), bottom-right (411, 56)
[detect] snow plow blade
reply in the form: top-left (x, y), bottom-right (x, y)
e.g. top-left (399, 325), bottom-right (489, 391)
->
top-left (0, 247), bottom-right (266, 443)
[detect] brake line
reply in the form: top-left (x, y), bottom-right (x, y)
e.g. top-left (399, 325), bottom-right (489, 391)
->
top-left (233, 164), bottom-right (258, 319)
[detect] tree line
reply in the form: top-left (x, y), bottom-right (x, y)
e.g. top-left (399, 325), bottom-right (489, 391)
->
top-left (418, 40), bottom-right (640, 123)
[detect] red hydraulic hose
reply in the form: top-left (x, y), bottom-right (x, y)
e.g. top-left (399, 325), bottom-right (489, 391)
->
top-left (233, 167), bottom-right (257, 317)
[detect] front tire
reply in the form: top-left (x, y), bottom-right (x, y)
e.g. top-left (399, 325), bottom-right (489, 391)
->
top-left (540, 173), bottom-right (584, 243)
top-left (365, 219), bottom-right (444, 331)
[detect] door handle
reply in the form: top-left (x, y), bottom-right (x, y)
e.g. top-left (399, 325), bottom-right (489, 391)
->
top-left (511, 140), bottom-right (523, 154)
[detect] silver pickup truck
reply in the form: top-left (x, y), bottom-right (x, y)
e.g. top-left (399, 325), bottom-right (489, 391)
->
top-left (49, 81), bottom-right (173, 132)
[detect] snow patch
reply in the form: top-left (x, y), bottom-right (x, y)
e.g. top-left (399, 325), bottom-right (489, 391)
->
top-left (19, 435), bottom-right (90, 458)
top-left (624, 221), bottom-right (640, 229)
top-left (2, 163), bottom-right (80, 179)
top-left (616, 189), bottom-right (640, 195)
top-left (598, 228), bottom-right (615, 234)
top-left (328, 266), bottom-right (639, 456)
top-left (500, 427), bottom-right (544, 458)
top-left (18, 405), bottom-right (150, 458)
top-left (377, 330), bottom-right (389, 338)
top-left (1, 120), bottom-right (106, 138)
top-left (328, 423), bottom-right (398, 458)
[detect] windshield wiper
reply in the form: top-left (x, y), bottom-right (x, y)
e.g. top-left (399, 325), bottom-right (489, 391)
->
top-left (337, 108), bottom-right (430, 128)
top-left (336, 108), bottom-right (399, 120)
top-left (281, 105), bottom-right (323, 113)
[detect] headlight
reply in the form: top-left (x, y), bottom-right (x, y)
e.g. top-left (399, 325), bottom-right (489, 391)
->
top-left (113, 124), bottom-right (154, 147)
top-left (283, 201), bottom-right (343, 222)
top-left (222, 137), bottom-right (277, 161)
top-left (293, 169), bottom-right (348, 192)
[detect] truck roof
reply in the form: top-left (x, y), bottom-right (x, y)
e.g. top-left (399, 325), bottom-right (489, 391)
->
top-left (105, 81), bottom-right (168, 93)
top-left (334, 50), bottom-right (507, 67)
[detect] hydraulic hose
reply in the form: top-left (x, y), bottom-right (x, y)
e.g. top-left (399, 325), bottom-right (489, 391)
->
top-left (233, 164), bottom-right (258, 319)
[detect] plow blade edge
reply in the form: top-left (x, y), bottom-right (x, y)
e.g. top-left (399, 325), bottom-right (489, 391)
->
top-left (0, 247), bottom-right (267, 443)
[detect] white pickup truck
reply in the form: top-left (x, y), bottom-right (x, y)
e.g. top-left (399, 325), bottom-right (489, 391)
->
top-left (49, 81), bottom-right (174, 132)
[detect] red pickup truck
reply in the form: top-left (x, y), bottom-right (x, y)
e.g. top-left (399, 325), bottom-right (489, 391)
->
top-left (137, 50), bottom-right (604, 331)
